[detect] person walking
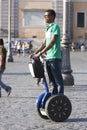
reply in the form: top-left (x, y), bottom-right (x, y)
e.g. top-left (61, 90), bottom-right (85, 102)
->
top-left (0, 39), bottom-right (11, 96)
top-left (15, 41), bottom-right (22, 56)
top-left (34, 9), bottom-right (64, 94)
top-left (22, 42), bottom-right (26, 56)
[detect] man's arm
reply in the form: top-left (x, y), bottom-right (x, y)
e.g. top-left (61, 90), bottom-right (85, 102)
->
top-left (34, 35), bottom-right (57, 58)
top-left (40, 35), bottom-right (57, 55)
top-left (34, 39), bottom-right (46, 54)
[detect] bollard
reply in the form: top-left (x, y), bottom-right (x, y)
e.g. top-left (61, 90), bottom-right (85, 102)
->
top-left (0, 87), bottom-right (1, 97)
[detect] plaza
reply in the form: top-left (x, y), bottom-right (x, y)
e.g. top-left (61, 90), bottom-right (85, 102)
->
top-left (0, 51), bottom-right (87, 130)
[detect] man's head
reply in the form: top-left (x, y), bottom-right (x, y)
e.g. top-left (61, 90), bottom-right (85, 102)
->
top-left (44, 9), bottom-right (56, 24)
top-left (0, 39), bottom-right (4, 46)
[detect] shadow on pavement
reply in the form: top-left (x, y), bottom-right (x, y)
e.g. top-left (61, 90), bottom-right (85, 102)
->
top-left (3, 72), bottom-right (30, 75)
top-left (68, 118), bottom-right (87, 122)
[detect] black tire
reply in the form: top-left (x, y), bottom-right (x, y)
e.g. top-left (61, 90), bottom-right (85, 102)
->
top-left (45, 95), bottom-right (72, 122)
top-left (37, 107), bottom-right (49, 119)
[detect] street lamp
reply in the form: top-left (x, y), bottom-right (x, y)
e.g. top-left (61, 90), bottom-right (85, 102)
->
top-left (7, 0), bottom-right (13, 62)
top-left (61, 0), bottom-right (74, 86)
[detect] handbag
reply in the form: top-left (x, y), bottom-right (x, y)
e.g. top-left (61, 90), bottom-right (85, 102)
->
top-left (29, 58), bottom-right (44, 78)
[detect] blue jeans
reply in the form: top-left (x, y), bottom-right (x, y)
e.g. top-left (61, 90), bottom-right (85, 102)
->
top-left (46, 59), bottom-right (64, 94)
top-left (0, 72), bottom-right (11, 92)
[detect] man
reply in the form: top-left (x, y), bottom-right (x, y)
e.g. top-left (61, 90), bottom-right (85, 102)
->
top-left (0, 39), bottom-right (11, 96)
top-left (34, 9), bottom-right (64, 94)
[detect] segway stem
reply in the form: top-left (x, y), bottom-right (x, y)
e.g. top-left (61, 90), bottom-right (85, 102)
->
top-left (43, 75), bottom-right (49, 93)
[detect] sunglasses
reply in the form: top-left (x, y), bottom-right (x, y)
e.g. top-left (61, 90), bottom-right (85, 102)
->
top-left (44, 13), bottom-right (51, 18)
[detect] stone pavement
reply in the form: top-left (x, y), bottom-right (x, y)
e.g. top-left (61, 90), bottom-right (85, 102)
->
top-left (0, 51), bottom-right (87, 130)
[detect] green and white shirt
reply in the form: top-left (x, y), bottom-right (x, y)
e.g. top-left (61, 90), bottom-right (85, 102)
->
top-left (45, 22), bottom-right (61, 60)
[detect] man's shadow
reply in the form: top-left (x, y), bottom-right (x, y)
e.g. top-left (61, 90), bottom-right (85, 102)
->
top-left (68, 118), bottom-right (87, 122)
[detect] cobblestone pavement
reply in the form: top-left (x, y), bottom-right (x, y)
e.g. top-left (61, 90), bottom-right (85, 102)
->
top-left (0, 51), bottom-right (87, 130)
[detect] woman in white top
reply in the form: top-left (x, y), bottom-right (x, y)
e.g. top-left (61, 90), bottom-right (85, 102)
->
top-left (16, 41), bottom-right (21, 56)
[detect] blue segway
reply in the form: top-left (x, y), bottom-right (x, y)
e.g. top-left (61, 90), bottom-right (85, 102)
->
top-left (29, 56), bottom-right (72, 122)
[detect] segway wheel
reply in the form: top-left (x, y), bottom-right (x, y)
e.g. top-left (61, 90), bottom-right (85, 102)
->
top-left (37, 107), bottom-right (49, 119)
top-left (45, 95), bottom-right (72, 122)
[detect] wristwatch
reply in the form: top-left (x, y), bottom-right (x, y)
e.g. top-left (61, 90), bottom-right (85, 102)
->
top-left (38, 52), bottom-right (42, 56)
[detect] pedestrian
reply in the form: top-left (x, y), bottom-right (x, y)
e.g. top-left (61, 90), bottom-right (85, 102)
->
top-left (0, 38), bottom-right (11, 96)
top-left (34, 9), bottom-right (64, 94)
top-left (22, 42), bottom-right (26, 56)
top-left (71, 42), bottom-right (75, 51)
top-left (80, 43), bottom-right (85, 52)
top-left (15, 41), bottom-right (21, 56)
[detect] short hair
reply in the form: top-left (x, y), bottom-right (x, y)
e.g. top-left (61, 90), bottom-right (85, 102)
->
top-left (0, 39), bottom-right (4, 45)
top-left (45, 9), bottom-right (56, 19)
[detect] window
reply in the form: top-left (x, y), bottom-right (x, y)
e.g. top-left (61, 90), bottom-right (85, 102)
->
top-left (23, 10), bottom-right (45, 27)
top-left (77, 12), bottom-right (85, 28)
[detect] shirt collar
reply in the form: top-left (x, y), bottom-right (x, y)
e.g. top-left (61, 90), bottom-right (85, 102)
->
top-left (46, 22), bottom-right (55, 31)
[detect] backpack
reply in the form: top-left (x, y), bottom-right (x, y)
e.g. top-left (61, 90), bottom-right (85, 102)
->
top-left (0, 46), bottom-right (7, 72)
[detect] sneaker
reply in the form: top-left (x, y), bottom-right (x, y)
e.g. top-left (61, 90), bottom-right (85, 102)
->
top-left (7, 88), bottom-right (12, 97)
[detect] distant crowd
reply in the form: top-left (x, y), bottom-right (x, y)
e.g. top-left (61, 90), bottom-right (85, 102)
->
top-left (15, 40), bottom-right (33, 56)
top-left (5, 40), bottom-right (33, 56)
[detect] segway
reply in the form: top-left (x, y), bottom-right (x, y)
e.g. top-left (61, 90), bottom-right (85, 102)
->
top-left (29, 56), bottom-right (72, 122)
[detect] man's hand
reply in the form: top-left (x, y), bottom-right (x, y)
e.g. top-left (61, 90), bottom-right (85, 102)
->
top-left (34, 52), bottom-right (41, 59)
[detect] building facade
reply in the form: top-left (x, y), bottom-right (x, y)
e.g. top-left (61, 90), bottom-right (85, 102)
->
top-left (0, 0), bottom-right (18, 39)
top-left (0, 0), bottom-right (87, 45)
top-left (73, 0), bottom-right (87, 41)
top-left (18, 0), bottom-right (52, 38)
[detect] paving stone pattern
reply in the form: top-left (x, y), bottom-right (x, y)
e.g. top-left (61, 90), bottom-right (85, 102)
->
top-left (0, 51), bottom-right (87, 130)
